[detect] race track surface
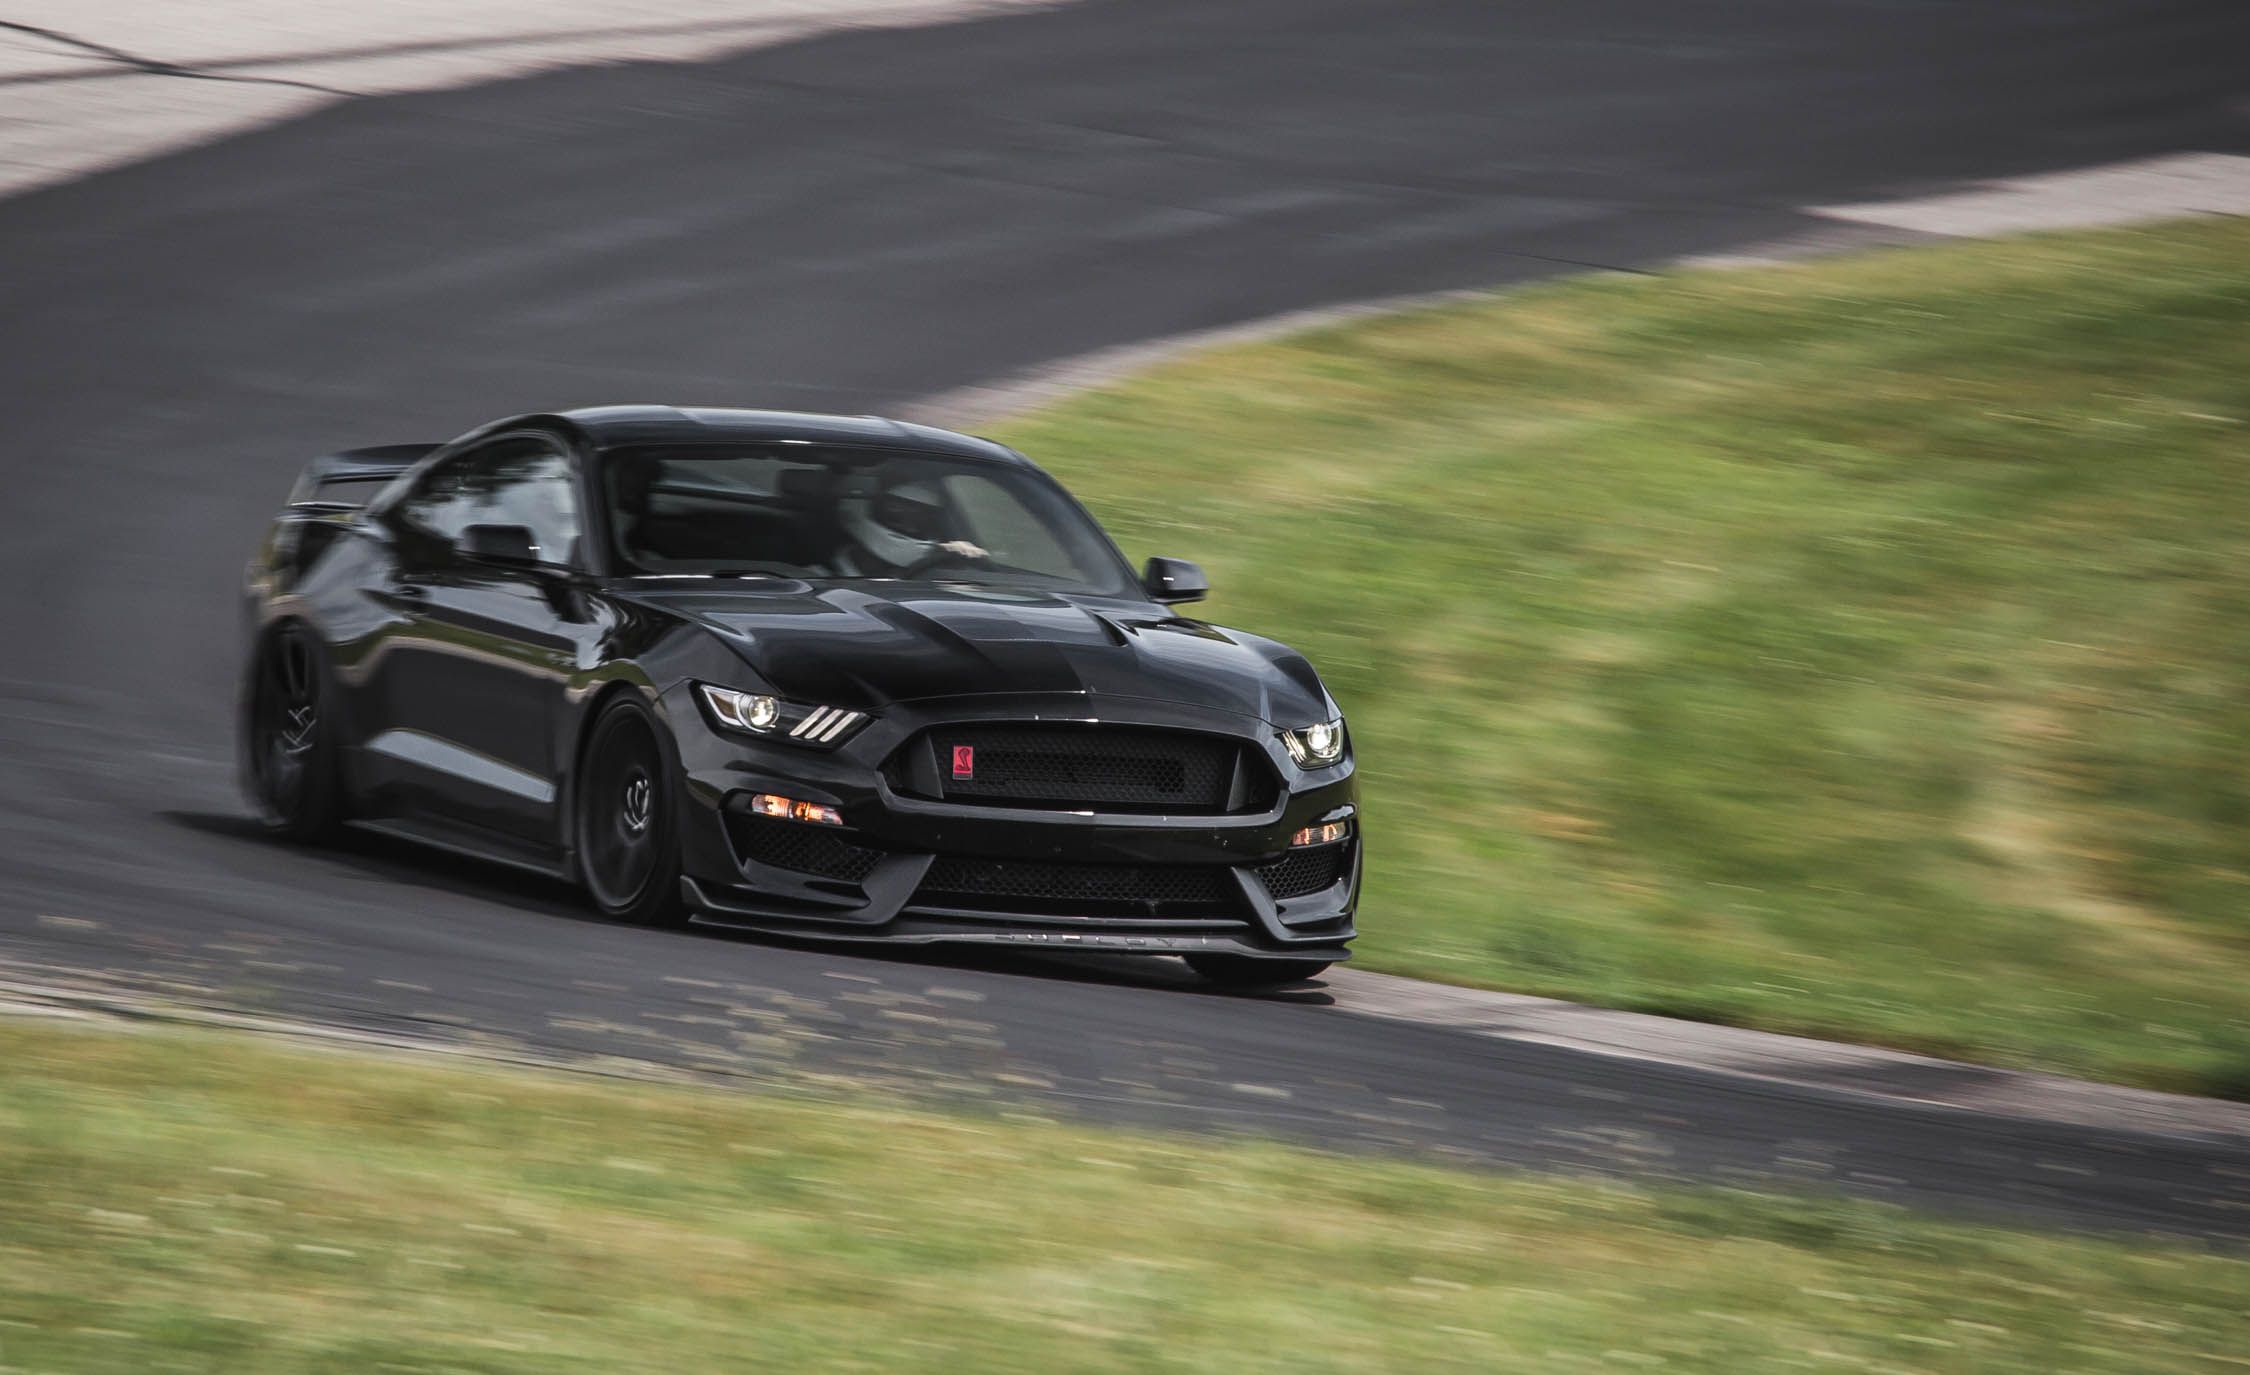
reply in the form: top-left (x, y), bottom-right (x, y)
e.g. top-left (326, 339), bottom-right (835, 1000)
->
top-left (3, 0), bottom-right (2247, 1236)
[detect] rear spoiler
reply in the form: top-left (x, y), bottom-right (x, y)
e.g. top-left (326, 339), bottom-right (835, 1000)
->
top-left (286, 443), bottom-right (440, 510)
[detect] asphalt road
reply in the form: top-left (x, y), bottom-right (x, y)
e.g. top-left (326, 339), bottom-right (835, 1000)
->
top-left (3, 0), bottom-right (2248, 1236)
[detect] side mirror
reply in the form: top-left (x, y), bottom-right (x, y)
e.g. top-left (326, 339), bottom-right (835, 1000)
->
top-left (1142, 556), bottom-right (1208, 605)
top-left (458, 523), bottom-right (543, 567)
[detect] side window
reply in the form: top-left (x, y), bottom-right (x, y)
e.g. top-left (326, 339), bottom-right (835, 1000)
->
top-left (942, 472), bottom-right (1089, 583)
top-left (399, 438), bottom-right (581, 567)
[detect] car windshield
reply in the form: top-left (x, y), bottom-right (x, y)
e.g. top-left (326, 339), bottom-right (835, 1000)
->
top-left (602, 444), bottom-right (1134, 595)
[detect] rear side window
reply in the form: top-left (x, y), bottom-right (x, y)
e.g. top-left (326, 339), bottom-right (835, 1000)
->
top-left (399, 437), bottom-right (582, 567)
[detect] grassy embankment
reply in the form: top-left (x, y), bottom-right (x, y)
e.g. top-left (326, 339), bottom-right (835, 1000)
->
top-left (2, 1016), bottom-right (2243, 1373)
top-left (996, 218), bottom-right (2250, 1093)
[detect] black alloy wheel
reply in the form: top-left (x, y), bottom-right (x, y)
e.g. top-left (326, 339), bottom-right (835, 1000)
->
top-left (1185, 953), bottom-right (1333, 988)
top-left (575, 697), bottom-right (685, 926)
top-left (246, 623), bottom-right (342, 840)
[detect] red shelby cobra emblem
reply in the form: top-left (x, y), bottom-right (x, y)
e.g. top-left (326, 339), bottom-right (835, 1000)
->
top-left (951, 745), bottom-right (975, 779)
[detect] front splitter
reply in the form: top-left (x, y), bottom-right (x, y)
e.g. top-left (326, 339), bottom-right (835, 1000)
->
top-left (682, 878), bottom-right (1353, 961)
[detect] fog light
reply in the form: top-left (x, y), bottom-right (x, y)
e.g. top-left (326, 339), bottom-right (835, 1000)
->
top-left (748, 793), bottom-right (843, 826)
top-left (1289, 819), bottom-right (1352, 848)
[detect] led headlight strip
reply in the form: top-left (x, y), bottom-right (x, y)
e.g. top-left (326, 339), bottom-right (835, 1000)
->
top-left (790, 705), bottom-right (866, 744)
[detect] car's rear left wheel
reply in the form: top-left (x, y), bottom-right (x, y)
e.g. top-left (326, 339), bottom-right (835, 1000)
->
top-left (245, 622), bottom-right (343, 841)
top-left (574, 696), bottom-right (686, 927)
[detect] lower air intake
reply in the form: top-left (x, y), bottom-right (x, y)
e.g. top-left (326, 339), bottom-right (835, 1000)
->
top-left (914, 855), bottom-right (1241, 919)
top-left (727, 814), bottom-right (882, 884)
top-left (1253, 843), bottom-right (1349, 900)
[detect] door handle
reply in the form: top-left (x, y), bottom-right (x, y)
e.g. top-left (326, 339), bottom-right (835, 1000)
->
top-left (385, 580), bottom-right (429, 603)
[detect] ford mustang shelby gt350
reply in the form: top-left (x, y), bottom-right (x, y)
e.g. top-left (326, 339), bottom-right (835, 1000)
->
top-left (241, 407), bottom-right (1357, 985)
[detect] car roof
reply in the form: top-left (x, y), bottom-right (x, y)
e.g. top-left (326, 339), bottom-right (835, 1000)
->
top-left (545, 405), bottom-right (1026, 465)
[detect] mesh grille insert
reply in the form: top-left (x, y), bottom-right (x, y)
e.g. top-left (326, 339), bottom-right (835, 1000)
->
top-left (914, 855), bottom-right (1241, 919)
top-left (1253, 843), bottom-right (1349, 901)
top-left (728, 814), bottom-right (882, 884)
top-left (894, 724), bottom-right (1266, 814)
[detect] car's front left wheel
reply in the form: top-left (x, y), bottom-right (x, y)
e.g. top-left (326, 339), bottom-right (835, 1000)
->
top-left (573, 696), bottom-right (686, 927)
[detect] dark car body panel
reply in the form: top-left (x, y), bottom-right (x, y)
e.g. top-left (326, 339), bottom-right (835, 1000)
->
top-left (243, 407), bottom-right (1358, 961)
top-left (622, 583), bottom-right (1331, 723)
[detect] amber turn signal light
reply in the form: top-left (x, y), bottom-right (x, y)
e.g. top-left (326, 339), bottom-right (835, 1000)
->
top-left (748, 793), bottom-right (844, 826)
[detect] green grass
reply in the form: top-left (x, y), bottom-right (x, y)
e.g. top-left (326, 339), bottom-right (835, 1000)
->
top-left (1, 1017), bottom-right (2243, 1373)
top-left (995, 217), bottom-right (2250, 1093)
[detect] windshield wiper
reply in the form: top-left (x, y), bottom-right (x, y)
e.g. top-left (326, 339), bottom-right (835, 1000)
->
top-left (622, 569), bottom-right (778, 580)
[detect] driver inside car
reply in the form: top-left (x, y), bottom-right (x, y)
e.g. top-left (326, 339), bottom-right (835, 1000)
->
top-left (835, 471), bottom-right (986, 577)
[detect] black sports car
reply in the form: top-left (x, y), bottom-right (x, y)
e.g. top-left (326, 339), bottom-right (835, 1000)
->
top-left (241, 407), bottom-right (1357, 985)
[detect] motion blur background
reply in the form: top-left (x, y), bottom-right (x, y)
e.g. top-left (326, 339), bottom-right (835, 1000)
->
top-left (1, 2), bottom-right (2247, 1370)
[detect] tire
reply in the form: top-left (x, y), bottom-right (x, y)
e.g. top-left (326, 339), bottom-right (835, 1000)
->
top-left (244, 622), bottom-right (345, 842)
top-left (572, 695), bottom-right (687, 927)
top-left (1185, 953), bottom-right (1333, 988)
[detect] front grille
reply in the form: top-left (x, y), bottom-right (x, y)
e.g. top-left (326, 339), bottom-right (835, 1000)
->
top-left (913, 855), bottom-right (1241, 919)
top-left (889, 724), bottom-right (1270, 814)
top-left (727, 814), bottom-right (882, 884)
top-left (1253, 843), bottom-right (1349, 900)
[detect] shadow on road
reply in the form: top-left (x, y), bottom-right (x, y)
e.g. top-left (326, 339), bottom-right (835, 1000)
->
top-left (158, 806), bottom-right (1336, 1005)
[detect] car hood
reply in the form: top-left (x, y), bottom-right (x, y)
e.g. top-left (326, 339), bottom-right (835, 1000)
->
top-left (623, 582), bottom-right (1331, 726)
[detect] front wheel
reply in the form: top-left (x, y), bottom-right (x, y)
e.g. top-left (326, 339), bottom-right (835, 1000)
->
top-left (1185, 953), bottom-right (1333, 988)
top-left (573, 696), bottom-right (686, 927)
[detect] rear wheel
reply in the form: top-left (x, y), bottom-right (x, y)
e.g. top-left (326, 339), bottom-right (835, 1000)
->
top-left (245, 623), bottom-right (343, 841)
top-left (1185, 953), bottom-right (1333, 988)
top-left (573, 696), bottom-right (686, 927)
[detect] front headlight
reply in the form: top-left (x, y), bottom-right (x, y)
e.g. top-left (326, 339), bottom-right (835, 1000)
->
top-left (697, 683), bottom-right (868, 748)
top-left (699, 684), bottom-right (781, 733)
top-left (1280, 718), bottom-right (1346, 767)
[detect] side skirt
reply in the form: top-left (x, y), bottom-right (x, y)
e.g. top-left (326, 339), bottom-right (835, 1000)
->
top-left (350, 816), bottom-right (571, 882)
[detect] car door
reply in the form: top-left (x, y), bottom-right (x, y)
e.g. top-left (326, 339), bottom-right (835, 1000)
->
top-left (366, 434), bottom-right (589, 846)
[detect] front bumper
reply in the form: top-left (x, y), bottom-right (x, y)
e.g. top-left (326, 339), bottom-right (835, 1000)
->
top-left (664, 686), bottom-right (1358, 961)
